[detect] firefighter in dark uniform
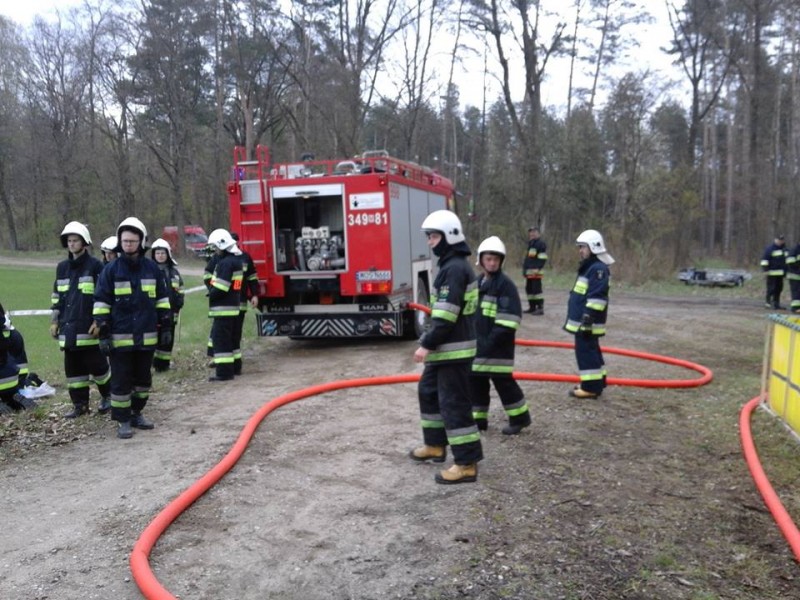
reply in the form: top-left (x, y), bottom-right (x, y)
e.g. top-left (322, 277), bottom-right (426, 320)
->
top-left (230, 232), bottom-right (259, 375)
top-left (150, 238), bottom-right (184, 372)
top-left (410, 209), bottom-right (483, 485)
top-left (0, 301), bottom-right (22, 414)
top-left (761, 235), bottom-right (788, 309)
top-left (207, 228), bottom-right (244, 382)
top-left (787, 240), bottom-right (800, 314)
top-left (50, 221), bottom-right (112, 418)
top-left (470, 236), bottom-right (531, 435)
top-left (564, 229), bottom-right (613, 400)
top-left (93, 217), bottom-right (172, 439)
top-left (4, 314), bottom-right (29, 391)
top-left (100, 236), bottom-right (118, 264)
top-left (523, 226), bottom-right (547, 314)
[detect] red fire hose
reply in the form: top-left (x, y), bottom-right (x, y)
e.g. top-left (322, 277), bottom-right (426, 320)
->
top-left (130, 312), bottom-right (720, 598)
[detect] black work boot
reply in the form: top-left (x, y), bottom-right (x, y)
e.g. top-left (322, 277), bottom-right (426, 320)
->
top-left (130, 413), bottom-right (155, 430)
top-left (117, 421), bottom-right (133, 439)
top-left (98, 397), bottom-right (112, 414)
top-left (65, 404), bottom-right (90, 419)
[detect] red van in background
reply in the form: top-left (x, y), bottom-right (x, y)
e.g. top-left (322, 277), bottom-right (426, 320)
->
top-left (161, 225), bottom-right (208, 256)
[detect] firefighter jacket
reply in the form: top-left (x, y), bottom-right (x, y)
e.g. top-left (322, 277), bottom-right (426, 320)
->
top-left (93, 253), bottom-right (172, 351)
top-left (51, 251), bottom-right (104, 350)
top-left (238, 250), bottom-right (260, 310)
top-left (157, 263), bottom-right (185, 314)
top-left (523, 238), bottom-right (548, 278)
top-left (0, 327), bottom-right (19, 396)
top-left (786, 244), bottom-right (800, 281)
top-left (760, 243), bottom-right (788, 276)
top-left (208, 252), bottom-right (244, 318)
top-left (419, 242), bottom-right (478, 364)
top-left (564, 255), bottom-right (610, 337)
top-left (472, 269), bottom-right (521, 377)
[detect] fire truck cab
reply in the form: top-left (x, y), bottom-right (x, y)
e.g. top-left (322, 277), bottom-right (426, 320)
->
top-left (227, 146), bottom-right (455, 339)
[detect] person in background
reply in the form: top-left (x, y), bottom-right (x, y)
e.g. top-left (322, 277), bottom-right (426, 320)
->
top-left (410, 209), bottom-right (482, 485)
top-left (150, 238), bottom-right (184, 372)
top-left (100, 236), bottom-right (118, 264)
top-left (564, 229), bottom-right (613, 400)
top-left (230, 232), bottom-right (259, 375)
top-left (206, 229), bottom-right (244, 382)
top-left (93, 217), bottom-right (172, 439)
top-left (523, 226), bottom-right (548, 315)
top-left (787, 239), bottom-right (800, 314)
top-left (51, 221), bottom-right (112, 418)
top-left (470, 236), bottom-right (531, 435)
top-left (761, 235), bottom-right (788, 310)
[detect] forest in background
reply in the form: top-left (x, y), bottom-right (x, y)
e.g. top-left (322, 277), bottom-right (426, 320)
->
top-left (0, 0), bottom-right (798, 279)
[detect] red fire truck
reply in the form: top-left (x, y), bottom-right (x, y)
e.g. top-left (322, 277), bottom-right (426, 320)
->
top-left (227, 146), bottom-right (456, 339)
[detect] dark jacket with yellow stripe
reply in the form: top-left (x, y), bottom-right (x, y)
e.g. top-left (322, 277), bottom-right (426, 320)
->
top-left (760, 243), bottom-right (788, 276)
top-left (51, 251), bottom-right (104, 350)
top-left (420, 243), bottom-right (478, 364)
top-left (523, 238), bottom-right (548, 278)
top-left (564, 256), bottom-right (610, 337)
top-left (208, 252), bottom-right (244, 318)
top-left (472, 269), bottom-right (521, 376)
top-left (93, 253), bottom-right (172, 350)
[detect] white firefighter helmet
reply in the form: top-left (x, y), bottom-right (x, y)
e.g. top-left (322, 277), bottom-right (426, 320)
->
top-left (476, 235), bottom-right (506, 265)
top-left (207, 228), bottom-right (242, 255)
top-left (100, 236), bottom-right (118, 252)
top-left (60, 221), bottom-right (92, 248)
top-left (117, 217), bottom-right (148, 250)
top-left (150, 237), bottom-right (178, 265)
top-left (576, 229), bottom-right (615, 265)
top-left (421, 209), bottom-right (465, 245)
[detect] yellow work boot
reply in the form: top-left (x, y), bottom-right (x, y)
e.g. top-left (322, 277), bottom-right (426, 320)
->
top-left (435, 463), bottom-right (477, 485)
top-left (569, 387), bottom-right (600, 399)
top-left (409, 445), bottom-right (446, 463)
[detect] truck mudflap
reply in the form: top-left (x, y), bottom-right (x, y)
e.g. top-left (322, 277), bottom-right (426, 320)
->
top-left (256, 311), bottom-right (406, 338)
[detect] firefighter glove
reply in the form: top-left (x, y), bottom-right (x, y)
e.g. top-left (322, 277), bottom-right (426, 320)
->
top-left (98, 338), bottom-right (112, 357)
top-left (49, 323), bottom-right (59, 338)
top-left (159, 328), bottom-right (173, 347)
top-left (580, 314), bottom-right (594, 338)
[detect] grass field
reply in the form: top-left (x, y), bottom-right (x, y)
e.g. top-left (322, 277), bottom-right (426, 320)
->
top-left (0, 263), bottom-right (213, 389)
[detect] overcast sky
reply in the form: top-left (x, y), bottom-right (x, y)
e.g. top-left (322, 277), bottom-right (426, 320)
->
top-left (0, 0), bottom-right (684, 114)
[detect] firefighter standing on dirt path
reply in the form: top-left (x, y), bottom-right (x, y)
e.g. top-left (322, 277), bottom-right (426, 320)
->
top-left (51, 221), bottom-right (112, 418)
top-left (230, 232), bottom-right (259, 375)
top-left (786, 240), bottom-right (800, 314)
top-left (471, 236), bottom-right (531, 435)
top-left (410, 209), bottom-right (483, 485)
top-left (761, 235), bottom-right (788, 310)
top-left (523, 227), bottom-right (548, 315)
top-left (206, 229), bottom-right (244, 382)
top-left (564, 230), bottom-right (613, 400)
top-left (150, 238), bottom-right (184, 372)
top-left (93, 217), bottom-right (172, 439)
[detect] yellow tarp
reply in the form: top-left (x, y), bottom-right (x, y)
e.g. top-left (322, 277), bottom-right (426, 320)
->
top-left (768, 316), bottom-right (800, 433)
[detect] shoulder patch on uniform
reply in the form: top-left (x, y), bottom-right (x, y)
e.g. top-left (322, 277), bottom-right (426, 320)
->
top-left (597, 271), bottom-right (605, 279)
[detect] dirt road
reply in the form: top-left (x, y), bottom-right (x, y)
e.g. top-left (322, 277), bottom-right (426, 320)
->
top-left (0, 290), bottom-right (796, 600)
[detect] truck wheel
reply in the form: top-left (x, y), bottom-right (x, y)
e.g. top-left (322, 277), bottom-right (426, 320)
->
top-left (405, 277), bottom-right (430, 339)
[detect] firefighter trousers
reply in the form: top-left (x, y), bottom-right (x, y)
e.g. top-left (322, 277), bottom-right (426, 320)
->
top-left (64, 347), bottom-right (111, 407)
top-left (574, 334), bottom-right (606, 395)
top-left (211, 317), bottom-right (236, 379)
top-left (470, 375), bottom-right (530, 428)
top-left (525, 277), bottom-right (544, 310)
top-left (790, 279), bottom-right (800, 312)
top-left (233, 310), bottom-right (245, 374)
top-left (109, 350), bottom-right (154, 423)
top-left (766, 276), bottom-right (784, 308)
top-left (418, 363), bottom-right (483, 465)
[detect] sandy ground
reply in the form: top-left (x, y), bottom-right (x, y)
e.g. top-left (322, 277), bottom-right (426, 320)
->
top-left (0, 288), bottom-right (797, 600)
